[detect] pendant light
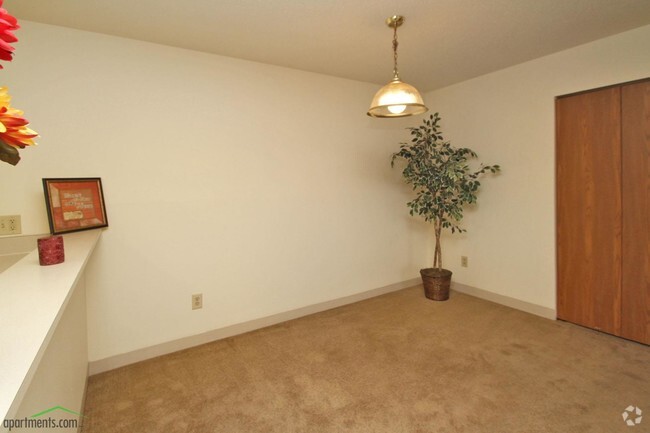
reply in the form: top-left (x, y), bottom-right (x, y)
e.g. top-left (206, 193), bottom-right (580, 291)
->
top-left (367, 15), bottom-right (428, 118)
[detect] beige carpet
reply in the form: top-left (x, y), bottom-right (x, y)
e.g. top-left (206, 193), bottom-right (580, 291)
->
top-left (81, 287), bottom-right (650, 433)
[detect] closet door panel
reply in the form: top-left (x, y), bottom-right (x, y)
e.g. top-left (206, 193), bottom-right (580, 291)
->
top-left (556, 88), bottom-right (622, 335)
top-left (621, 80), bottom-right (650, 344)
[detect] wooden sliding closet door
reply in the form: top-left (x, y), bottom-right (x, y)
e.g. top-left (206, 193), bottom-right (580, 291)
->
top-left (556, 87), bottom-right (622, 335)
top-left (621, 81), bottom-right (650, 344)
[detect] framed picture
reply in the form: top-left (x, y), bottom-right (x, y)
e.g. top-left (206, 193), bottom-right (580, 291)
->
top-left (42, 177), bottom-right (108, 234)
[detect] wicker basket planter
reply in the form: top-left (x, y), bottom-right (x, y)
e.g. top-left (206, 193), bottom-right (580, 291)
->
top-left (420, 268), bottom-right (452, 301)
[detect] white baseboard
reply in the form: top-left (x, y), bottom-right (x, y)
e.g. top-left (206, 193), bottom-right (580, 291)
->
top-left (88, 277), bottom-right (421, 375)
top-left (78, 364), bottom-right (89, 433)
top-left (452, 282), bottom-right (556, 320)
top-left (89, 278), bottom-right (556, 375)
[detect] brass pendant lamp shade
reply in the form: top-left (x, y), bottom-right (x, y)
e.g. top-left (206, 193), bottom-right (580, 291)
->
top-left (367, 16), bottom-right (428, 118)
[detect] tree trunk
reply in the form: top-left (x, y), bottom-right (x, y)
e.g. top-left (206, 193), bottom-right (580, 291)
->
top-left (433, 218), bottom-right (442, 270)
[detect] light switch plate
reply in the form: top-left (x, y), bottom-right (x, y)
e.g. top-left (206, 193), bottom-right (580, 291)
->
top-left (0, 215), bottom-right (21, 235)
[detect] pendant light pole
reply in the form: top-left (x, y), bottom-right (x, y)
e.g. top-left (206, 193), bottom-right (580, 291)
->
top-left (367, 15), bottom-right (428, 118)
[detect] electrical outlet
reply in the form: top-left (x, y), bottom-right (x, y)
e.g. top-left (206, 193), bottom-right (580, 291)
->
top-left (461, 256), bottom-right (468, 267)
top-left (192, 293), bottom-right (203, 310)
top-left (0, 215), bottom-right (21, 235)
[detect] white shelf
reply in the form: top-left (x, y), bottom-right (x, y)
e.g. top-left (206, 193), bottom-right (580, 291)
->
top-left (0, 230), bottom-right (102, 423)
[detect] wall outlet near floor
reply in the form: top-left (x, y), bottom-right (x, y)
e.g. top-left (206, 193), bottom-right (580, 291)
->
top-left (191, 293), bottom-right (203, 310)
top-left (461, 256), bottom-right (468, 267)
top-left (0, 215), bottom-right (21, 235)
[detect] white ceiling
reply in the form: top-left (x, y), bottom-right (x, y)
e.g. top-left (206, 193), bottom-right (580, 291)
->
top-left (6, 0), bottom-right (650, 92)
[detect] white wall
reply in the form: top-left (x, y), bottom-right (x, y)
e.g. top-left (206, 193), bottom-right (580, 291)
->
top-left (0, 22), bottom-right (431, 362)
top-left (426, 25), bottom-right (650, 309)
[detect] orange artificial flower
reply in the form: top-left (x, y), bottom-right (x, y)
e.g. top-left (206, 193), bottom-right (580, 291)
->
top-left (0, 87), bottom-right (38, 165)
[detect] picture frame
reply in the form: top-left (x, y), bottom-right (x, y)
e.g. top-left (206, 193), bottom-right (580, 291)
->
top-left (42, 177), bottom-right (109, 235)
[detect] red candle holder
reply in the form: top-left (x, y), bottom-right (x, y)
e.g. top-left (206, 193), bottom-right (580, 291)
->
top-left (38, 235), bottom-right (65, 266)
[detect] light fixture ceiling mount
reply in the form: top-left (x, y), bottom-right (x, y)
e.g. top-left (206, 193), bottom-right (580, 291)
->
top-left (385, 14), bottom-right (404, 28)
top-left (367, 15), bottom-right (428, 118)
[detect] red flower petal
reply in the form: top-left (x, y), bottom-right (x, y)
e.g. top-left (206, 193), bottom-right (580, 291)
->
top-left (1, 117), bottom-right (28, 127)
top-left (0, 39), bottom-right (14, 52)
top-left (0, 9), bottom-right (18, 27)
top-left (0, 29), bottom-right (17, 43)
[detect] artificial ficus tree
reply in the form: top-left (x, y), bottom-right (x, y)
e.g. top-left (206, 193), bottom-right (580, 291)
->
top-left (391, 113), bottom-right (500, 271)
